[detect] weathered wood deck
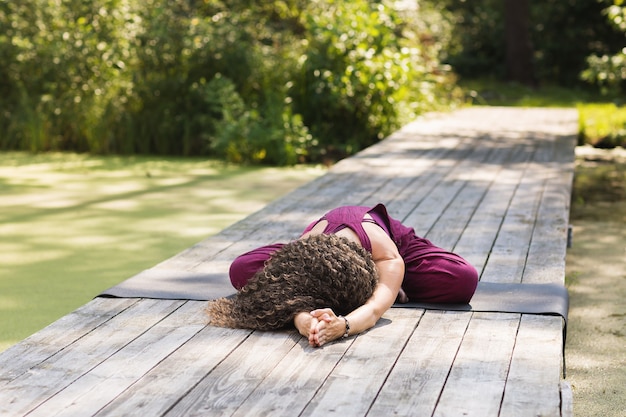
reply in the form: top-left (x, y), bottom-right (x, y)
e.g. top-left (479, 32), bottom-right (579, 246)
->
top-left (0, 107), bottom-right (577, 416)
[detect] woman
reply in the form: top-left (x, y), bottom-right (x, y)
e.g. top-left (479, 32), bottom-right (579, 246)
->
top-left (207, 203), bottom-right (478, 347)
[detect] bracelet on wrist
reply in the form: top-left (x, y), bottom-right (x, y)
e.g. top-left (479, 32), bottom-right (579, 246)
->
top-left (338, 315), bottom-right (350, 338)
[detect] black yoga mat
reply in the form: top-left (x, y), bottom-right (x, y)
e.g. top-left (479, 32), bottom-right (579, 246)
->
top-left (100, 268), bottom-right (235, 301)
top-left (397, 281), bottom-right (569, 322)
top-left (99, 268), bottom-right (568, 322)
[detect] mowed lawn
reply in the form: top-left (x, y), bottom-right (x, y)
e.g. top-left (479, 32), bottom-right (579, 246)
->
top-left (0, 152), bottom-right (324, 352)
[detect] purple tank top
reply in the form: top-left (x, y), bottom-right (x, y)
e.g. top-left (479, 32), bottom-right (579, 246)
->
top-left (301, 205), bottom-right (391, 252)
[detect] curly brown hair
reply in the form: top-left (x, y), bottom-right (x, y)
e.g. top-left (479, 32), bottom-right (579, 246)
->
top-left (206, 234), bottom-right (379, 330)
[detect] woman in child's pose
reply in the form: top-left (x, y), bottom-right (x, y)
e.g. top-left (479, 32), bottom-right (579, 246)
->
top-left (207, 203), bottom-right (478, 347)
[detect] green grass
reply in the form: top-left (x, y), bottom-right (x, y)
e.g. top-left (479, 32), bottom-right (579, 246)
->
top-left (458, 78), bottom-right (617, 107)
top-left (0, 152), bottom-right (325, 352)
top-left (577, 103), bottom-right (626, 148)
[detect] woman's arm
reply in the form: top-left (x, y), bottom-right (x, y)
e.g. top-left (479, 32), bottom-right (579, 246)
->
top-left (307, 222), bottom-right (405, 347)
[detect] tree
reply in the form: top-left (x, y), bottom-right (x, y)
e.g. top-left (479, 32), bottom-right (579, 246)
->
top-left (504, 0), bottom-right (535, 85)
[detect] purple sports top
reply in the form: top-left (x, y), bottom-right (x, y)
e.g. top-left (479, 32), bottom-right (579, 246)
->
top-left (301, 205), bottom-right (390, 252)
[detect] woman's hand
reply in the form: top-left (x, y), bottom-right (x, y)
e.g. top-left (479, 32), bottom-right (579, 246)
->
top-left (308, 308), bottom-right (346, 347)
top-left (295, 309), bottom-right (347, 347)
top-left (294, 312), bottom-right (318, 340)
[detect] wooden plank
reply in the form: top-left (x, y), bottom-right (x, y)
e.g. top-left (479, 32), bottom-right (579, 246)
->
top-left (0, 299), bottom-right (184, 417)
top-left (411, 147), bottom-right (491, 242)
top-left (95, 324), bottom-right (253, 416)
top-left (523, 134), bottom-right (576, 284)
top-left (386, 142), bottom-right (473, 227)
top-left (479, 135), bottom-right (559, 283)
top-left (451, 139), bottom-right (534, 275)
top-left (479, 170), bottom-right (544, 283)
top-left (230, 332), bottom-right (356, 416)
top-left (401, 117), bottom-right (537, 251)
top-left (359, 128), bottom-right (473, 213)
top-left (401, 154), bottom-right (478, 238)
top-left (433, 313), bottom-right (520, 417)
top-left (26, 301), bottom-right (209, 417)
top-left (0, 297), bottom-right (137, 387)
top-left (522, 177), bottom-right (571, 285)
top-left (499, 315), bottom-right (563, 417)
top-left (164, 331), bottom-right (299, 416)
top-left (444, 108), bottom-right (576, 278)
top-left (368, 310), bottom-right (472, 416)
top-left (425, 139), bottom-right (520, 251)
top-left (299, 309), bottom-right (421, 417)
top-left (560, 381), bottom-right (574, 417)
top-left (358, 139), bottom-right (463, 210)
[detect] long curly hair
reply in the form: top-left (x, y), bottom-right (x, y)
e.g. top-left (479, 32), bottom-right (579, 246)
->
top-left (206, 234), bottom-right (379, 330)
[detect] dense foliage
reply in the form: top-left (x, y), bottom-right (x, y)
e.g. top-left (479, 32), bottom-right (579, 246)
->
top-left (441, 0), bottom-right (625, 87)
top-left (581, 1), bottom-right (626, 94)
top-left (0, 0), bottom-right (459, 163)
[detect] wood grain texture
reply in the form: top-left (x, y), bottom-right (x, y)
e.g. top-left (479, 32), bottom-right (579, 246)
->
top-left (27, 301), bottom-right (208, 417)
top-left (0, 299), bottom-right (184, 416)
top-left (368, 310), bottom-right (472, 416)
top-left (300, 309), bottom-right (420, 417)
top-left (165, 331), bottom-right (300, 417)
top-left (96, 322), bottom-right (253, 416)
top-left (434, 312), bottom-right (521, 417)
top-left (499, 315), bottom-right (564, 417)
top-left (0, 297), bottom-right (137, 387)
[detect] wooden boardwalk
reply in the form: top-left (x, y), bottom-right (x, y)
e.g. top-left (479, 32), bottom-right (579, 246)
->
top-left (0, 107), bottom-right (577, 416)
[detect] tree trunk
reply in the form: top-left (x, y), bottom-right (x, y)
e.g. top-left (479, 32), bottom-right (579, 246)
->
top-left (504, 0), bottom-right (536, 86)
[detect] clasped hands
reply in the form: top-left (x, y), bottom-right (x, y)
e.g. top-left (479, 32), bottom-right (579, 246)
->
top-left (294, 309), bottom-right (344, 348)
top-left (294, 288), bottom-right (408, 347)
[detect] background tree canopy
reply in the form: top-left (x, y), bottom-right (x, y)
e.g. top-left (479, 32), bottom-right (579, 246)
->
top-left (442, 0), bottom-right (625, 88)
top-left (1, 0), bottom-right (624, 163)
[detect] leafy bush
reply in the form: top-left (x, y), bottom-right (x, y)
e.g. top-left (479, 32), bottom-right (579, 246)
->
top-left (0, 0), bottom-right (136, 152)
top-left (291, 0), bottom-right (460, 161)
top-left (581, 1), bottom-right (626, 93)
top-left (582, 52), bottom-right (626, 94)
top-left (0, 0), bottom-right (459, 164)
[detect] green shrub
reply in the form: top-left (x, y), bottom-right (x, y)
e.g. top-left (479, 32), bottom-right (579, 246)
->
top-left (292, 0), bottom-right (460, 161)
top-left (581, 1), bottom-right (626, 93)
top-left (0, 0), bottom-right (136, 152)
top-left (0, 0), bottom-right (459, 164)
top-left (578, 103), bottom-right (626, 148)
top-left (206, 74), bottom-right (313, 165)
